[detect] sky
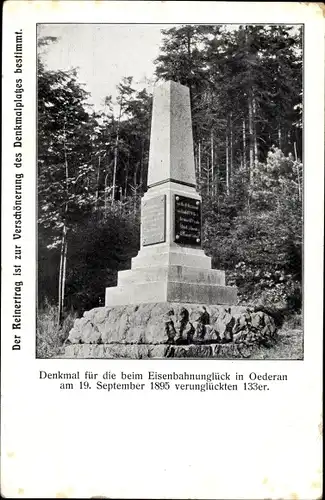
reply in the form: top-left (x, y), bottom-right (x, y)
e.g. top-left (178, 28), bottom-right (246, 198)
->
top-left (38, 23), bottom-right (301, 114)
top-left (38, 24), bottom-right (173, 112)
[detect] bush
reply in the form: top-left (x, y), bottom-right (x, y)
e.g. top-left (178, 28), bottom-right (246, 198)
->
top-left (202, 148), bottom-right (302, 312)
top-left (227, 262), bottom-right (302, 311)
top-left (38, 203), bottom-right (141, 314)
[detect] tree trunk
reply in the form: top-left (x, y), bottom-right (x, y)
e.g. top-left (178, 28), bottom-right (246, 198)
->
top-left (95, 156), bottom-right (101, 211)
top-left (206, 158), bottom-right (210, 196)
top-left (253, 95), bottom-right (258, 171)
top-left (58, 117), bottom-right (69, 325)
top-left (133, 163), bottom-right (139, 213)
top-left (104, 171), bottom-right (109, 213)
top-left (186, 28), bottom-right (193, 102)
top-left (112, 137), bottom-right (118, 205)
top-left (198, 141), bottom-right (202, 182)
top-left (230, 113), bottom-right (233, 187)
top-left (112, 104), bottom-right (122, 206)
top-left (140, 140), bottom-right (144, 194)
top-left (124, 150), bottom-right (130, 199)
top-left (294, 142), bottom-right (301, 201)
top-left (248, 96), bottom-right (254, 184)
top-left (61, 228), bottom-right (68, 317)
top-left (214, 140), bottom-right (218, 200)
top-left (278, 125), bottom-right (282, 150)
top-left (254, 133), bottom-right (258, 169)
top-left (104, 160), bottom-right (113, 213)
top-left (57, 227), bottom-right (64, 325)
top-left (226, 131), bottom-right (230, 196)
top-left (242, 118), bottom-right (247, 171)
top-left (133, 187), bottom-right (137, 214)
top-left (211, 130), bottom-right (214, 196)
top-left (58, 222), bottom-right (68, 325)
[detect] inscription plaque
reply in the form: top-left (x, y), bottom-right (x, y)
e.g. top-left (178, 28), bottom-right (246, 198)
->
top-left (142, 195), bottom-right (166, 246)
top-left (174, 195), bottom-right (201, 247)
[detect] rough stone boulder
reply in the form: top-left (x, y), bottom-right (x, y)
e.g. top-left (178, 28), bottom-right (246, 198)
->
top-left (65, 303), bottom-right (278, 356)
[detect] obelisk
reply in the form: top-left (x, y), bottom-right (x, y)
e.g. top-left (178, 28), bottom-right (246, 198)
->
top-left (105, 81), bottom-right (237, 306)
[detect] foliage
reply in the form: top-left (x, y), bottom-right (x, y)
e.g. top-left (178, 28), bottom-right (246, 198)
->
top-left (65, 205), bottom-right (140, 311)
top-left (202, 147), bottom-right (302, 309)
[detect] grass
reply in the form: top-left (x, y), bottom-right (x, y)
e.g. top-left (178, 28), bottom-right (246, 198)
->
top-left (36, 304), bottom-right (77, 358)
top-left (244, 313), bottom-right (303, 359)
top-left (249, 326), bottom-right (303, 360)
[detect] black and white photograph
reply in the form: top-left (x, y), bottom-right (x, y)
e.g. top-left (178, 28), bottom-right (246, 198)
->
top-left (1, 3), bottom-right (323, 499)
top-left (36, 23), bottom-right (304, 360)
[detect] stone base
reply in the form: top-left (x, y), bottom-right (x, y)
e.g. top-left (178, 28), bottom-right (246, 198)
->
top-left (67, 303), bottom-right (247, 345)
top-left (65, 302), bottom-right (278, 360)
top-left (118, 265), bottom-right (226, 286)
top-left (61, 342), bottom-right (274, 359)
top-left (106, 281), bottom-right (237, 307)
top-left (106, 265), bottom-right (237, 306)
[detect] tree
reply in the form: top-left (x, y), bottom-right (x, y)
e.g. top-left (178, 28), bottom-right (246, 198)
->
top-left (155, 24), bottom-right (302, 199)
top-left (38, 42), bottom-right (152, 316)
top-left (38, 38), bottom-right (98, 322)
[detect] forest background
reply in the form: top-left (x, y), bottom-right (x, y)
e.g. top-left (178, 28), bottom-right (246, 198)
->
top-left (37, 24), bottom-right (303, 353)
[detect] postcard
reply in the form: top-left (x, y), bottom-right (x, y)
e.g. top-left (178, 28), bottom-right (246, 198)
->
top-left (1, 1), bottom-right (323, 498)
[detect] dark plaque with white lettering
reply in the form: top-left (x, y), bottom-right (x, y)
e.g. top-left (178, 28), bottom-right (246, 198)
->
top-left (174, 195), bottom-right (201, 247)
top-left (142, 195), bottom-right (166, 246)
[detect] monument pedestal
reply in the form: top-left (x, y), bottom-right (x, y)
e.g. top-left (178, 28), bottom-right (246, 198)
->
top-left (106, 274), bottom-right (237, 307)
top-left (106, 81), bottom-right (237, 307)
top-left (105, 181), bottom-right (237, 307)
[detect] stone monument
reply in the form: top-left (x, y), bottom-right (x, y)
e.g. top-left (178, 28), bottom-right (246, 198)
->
top-left (105, 80), bottom-right (237, 307)
top-left (63, 81), bottom-right (281, 359)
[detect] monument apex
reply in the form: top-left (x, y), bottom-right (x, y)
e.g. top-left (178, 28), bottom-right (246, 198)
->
top-left (148, 80), bottom-right (196, 188)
